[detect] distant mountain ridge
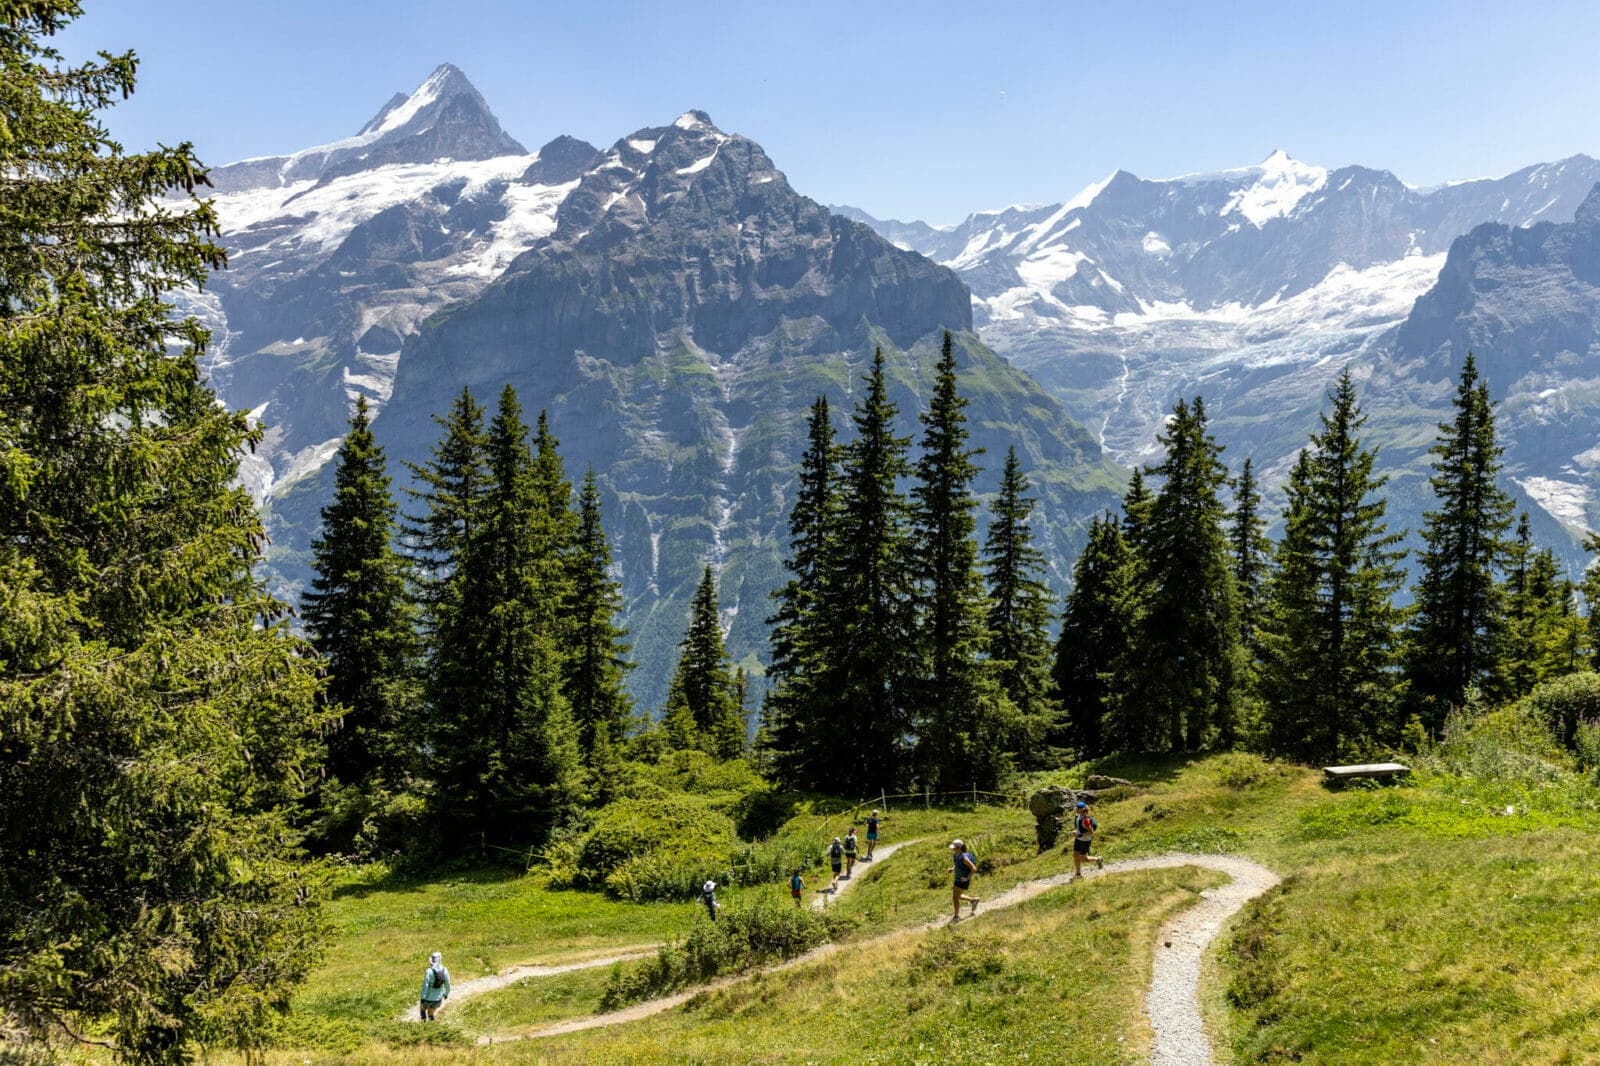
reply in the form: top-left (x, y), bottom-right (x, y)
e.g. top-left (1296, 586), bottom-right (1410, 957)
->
top-left (842, 151), bottom-right (1600, 559)
top-left (187, 65), bottom-right (1121, 710)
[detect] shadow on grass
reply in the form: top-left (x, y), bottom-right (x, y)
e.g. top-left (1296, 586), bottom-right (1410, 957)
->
top-left (1089, 751), bottom-right (1208, 788)
top-left (331, 860), bottom-right (528, 902)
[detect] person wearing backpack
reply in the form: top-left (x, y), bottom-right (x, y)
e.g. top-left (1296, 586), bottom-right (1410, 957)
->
top-left (700, 879), bottom-right (720, 922)
top-left (843, 827), bottom-right (859, 878)
top-left (1072, 800), bottom-right (1105, 880)
top-left (419, 951), bottom-right (450, 1021)
top-left (949, 838), bottom-right (979, 920)
top-left (789, 868), bottom-right (806, 908)
top-left (827, 837), bottom-right (845, 891)
top-left (864, 809), bottom-right (884, 859)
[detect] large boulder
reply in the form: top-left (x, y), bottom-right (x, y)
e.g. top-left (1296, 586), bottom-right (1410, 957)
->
top-left (1029, 786), bottom-right (1077, 851)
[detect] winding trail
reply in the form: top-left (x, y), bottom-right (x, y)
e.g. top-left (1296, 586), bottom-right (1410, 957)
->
top-left (407, 839), bottom-right (922, 1024)
top-left (396, 946), bottom-right (660, 1022)
top-left (480, 851), bottom-right (1278, 1063)
top-left (810, 838), bottom-right (921, 910)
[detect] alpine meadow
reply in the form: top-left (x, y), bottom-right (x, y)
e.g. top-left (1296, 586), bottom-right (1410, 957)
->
top-left (13, 3), bottom-right (1600, 1064)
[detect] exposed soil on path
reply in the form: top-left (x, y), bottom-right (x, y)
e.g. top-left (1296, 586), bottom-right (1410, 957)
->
top-left (481, 851), bottom-right (1278, 1062)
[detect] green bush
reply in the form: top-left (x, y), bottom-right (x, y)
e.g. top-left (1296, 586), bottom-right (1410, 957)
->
top-left (577, 797), bottom-right (735, 889)
top-left (1207, 752), bottom-right (1283, 790)
top-left (1523, 672), bottom-right (1600, 750)
top-left (601, 829), bottom-right (825, 902)
top-left (600, 896), bottom-right (854, 1009)
top-left (309, 782), bottom-right (431, 861)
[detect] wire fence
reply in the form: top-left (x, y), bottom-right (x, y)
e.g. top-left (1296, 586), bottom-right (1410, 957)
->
top-left (796, 786), bottom-right (1032, 842)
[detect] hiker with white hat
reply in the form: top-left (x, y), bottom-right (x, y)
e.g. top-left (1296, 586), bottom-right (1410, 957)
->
top-left (950, 839), bottom-right (978, 920)
top-left (419, 951), bottom-right (450, 1021)
top-left (700, 879), bottom-right (720, 921)
top-left (827, 836), bottom-right (845, 891)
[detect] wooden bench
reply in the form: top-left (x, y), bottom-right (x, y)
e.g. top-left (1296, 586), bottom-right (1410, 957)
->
top-left (1323, 762), bottom-right (1410, 782)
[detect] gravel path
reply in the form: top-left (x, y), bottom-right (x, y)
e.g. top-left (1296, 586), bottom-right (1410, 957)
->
top-left (395, 946), bottom-right (660, 1022)
top-left (485, 851), bottom-right (1278, 1059)
top-left (810, 838), bottom-right (921, 910)
top-left (414, 839), bottom-right (923, 1027)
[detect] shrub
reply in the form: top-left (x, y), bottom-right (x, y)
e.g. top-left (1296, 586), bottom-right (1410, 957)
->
top-left (600, 896), bottom-right (853, 1008)
top-left (309, 782), bottom-right (431, 861)
top-left (577, 797), bottom-right (735, 888)
top-left (1523, 672), bottom-right (1600, 750)
top-left (602, 829), bottom-right (825, 902)
top-left (1208, 752), bottom-right (1282, 790)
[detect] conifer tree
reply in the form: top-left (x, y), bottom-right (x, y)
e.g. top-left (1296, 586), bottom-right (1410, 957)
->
top-left (403, 386), bottom-right (488, 637)
top-left (533, 410), bottom-right (579, 643)
top-left (1121, 466), bottom-right (1154, 553)
top-left (911, 331), bottom-right (1013, 789)
top-left (764, 396), bottom-right (840, 779)
top-left (1257, 373), bottom-right (1405, 759)
top-left (984, 447), bottom-right (1060, 765)
top-left (1054, 514), bottom-right (1139, 756)
top-left (1128, 398), bottom-right (1241, 751)
top-left (433, 387), bottom-right (579, 848)
top-left (1405, 353), bottom-right (1516, 726)
top-left (1497, 516), bottom-right (1581, 698)
top-left (0, 8), bottom-right (324, 1055)
top-left (303, 396), bottom-right (420, 788)
top-left (1229, 457), bottom-right (1272, 657)
top-left (665, 565), bottom-right (743, 758)
top-left (808, 349), bottom-right (919, 792)
top-left (565, 470), bottom-right (633, 758)
top-left (1580, 533), bottom-right (1600, 669)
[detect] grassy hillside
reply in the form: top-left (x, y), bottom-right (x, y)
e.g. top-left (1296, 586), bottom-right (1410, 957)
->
top-left (226, 707), bottom-right (1600, 1064)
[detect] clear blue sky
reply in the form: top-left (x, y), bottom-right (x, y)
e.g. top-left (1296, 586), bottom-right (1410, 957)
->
top-left (56, 0), bottom-right (1600, 224)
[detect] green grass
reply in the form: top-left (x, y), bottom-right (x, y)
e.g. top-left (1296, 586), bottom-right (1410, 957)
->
top-left (245, 718), bottom-right (1600, 1063)
top-left (260, 866), bottom-right (1226, 1065)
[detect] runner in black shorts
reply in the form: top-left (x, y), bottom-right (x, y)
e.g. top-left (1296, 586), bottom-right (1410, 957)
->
top-left (1071, 800), bottom-right (1104, 879)
top-left (950, 838), bottom-right (978, 919)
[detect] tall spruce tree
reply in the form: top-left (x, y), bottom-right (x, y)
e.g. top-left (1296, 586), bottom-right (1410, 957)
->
top-left (302, 396), bottom-right (420, 788)
top-left (1257, 372), bottom-right (1406, 759)
top-left (1405, 353), bottom-right (1516, 726)
top-left (1497, 516), bottom-right (1580, 698)
top-left (565, 470), bottom-right (633, 759)
top-left (764, 396), bottom-right (840, 780)
top-left (0, 7), bottom-right (325, 1056)
top-left (1128, 398), bottom-right (1241, 751)
top-left (1054, 513), bottom-right (1139, 756)
top-left (433, 387), bottom-right (579, 848)
top-left (911, 332), bottom-right (1014, 789)
top-left (664, 565), bottom-right (743, 758)
top-left (809, 349), bottom-right (919, 793)
top-left (1581, 533), bottom-right (1600, 670)
top-left (403, 386), bottom-right (488, 638)
top-left (1121, 466), bottom-right (1154, 553)
top-left (1229, 457), bottom-right (1272, 658)
top-left (984, 447), bottom-right (1060, 766)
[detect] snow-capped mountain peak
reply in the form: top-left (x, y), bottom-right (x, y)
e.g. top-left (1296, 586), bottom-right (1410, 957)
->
top-left (208, 63), bottom-right (524, 194)
top-left (1219, 149), bottom-right (1328, 226)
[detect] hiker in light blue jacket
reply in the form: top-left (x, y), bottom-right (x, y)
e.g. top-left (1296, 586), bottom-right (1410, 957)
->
top-left (419, 951), bottom-right (450, 1021)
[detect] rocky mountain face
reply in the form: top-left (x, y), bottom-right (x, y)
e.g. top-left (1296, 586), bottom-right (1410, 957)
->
top-left (1370, 184), bottom-right (1600, 545)
top-left (191, 68), bottom-right (1121, 710)
top-left (845, 153), bottom-right (1600, 558)
top-left (844, 154), bottom-right (1600, 456)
